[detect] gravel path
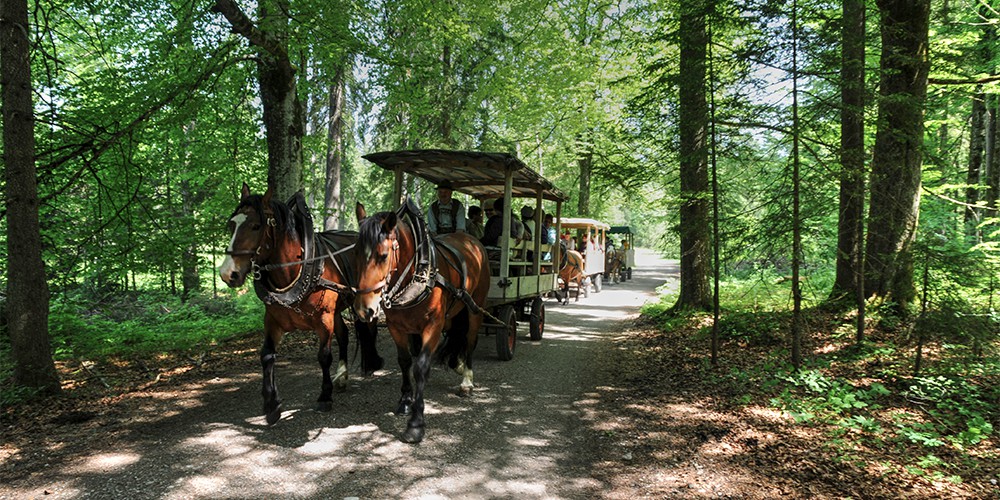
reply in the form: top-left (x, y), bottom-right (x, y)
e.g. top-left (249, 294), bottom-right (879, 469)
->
top-left (1, 250), bottom-right (677, 500)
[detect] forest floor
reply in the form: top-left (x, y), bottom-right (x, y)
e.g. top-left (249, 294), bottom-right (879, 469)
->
top-left (1, 249), bottom-right (997, 498)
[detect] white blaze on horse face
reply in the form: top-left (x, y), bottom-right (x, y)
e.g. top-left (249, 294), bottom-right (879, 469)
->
top-left (219, 213), bottom-right (249, 285)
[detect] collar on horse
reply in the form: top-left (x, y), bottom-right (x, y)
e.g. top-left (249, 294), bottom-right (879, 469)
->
top-left (375, 199), bottom-right (485, 318)
top-left (252, 192), bottom-right (354, 310)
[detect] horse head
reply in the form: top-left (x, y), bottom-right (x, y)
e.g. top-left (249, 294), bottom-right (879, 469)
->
top-left (353, 203), bottom-right (402, 323)
top-left (219, 182), bottom-right (278, 288)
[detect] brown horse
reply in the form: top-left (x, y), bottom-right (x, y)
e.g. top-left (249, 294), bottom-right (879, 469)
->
top-left (558, 248), bottom-right (587, 303)
top-left (219, 183), bottom-right (383, 425)
top-left (353, 201), bottom-right (490, 443)
top-left (606, 247), bottom-right (625, 284)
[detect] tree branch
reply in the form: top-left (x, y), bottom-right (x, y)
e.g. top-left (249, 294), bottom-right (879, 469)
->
top-left (211, 0), bottom-right (295, 75)
top-left (928, 74), bottom-right (1000, 85)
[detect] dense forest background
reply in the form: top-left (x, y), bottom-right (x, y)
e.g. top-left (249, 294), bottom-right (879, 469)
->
top-left (2, 0), bottom-right (999, 489)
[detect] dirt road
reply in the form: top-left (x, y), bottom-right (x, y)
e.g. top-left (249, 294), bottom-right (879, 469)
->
top-left (1, 250), bottom-right (677, 499)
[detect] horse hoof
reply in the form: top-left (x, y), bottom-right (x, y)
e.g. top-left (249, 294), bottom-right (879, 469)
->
top-left (457, 385), bottom-right (473, 397)
top-left (395, 403), bottom-right (412, 415)
top-left (265, 405), bottom-right (282, 426)
top-left (401, 426), bottom-right (425, 444)
top-left (334, 378), bottom-right (348, 393)
top-left (315, 400), bottom-right (333, 412)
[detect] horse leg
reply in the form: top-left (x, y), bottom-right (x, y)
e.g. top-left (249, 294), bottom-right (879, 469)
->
top-left (315, 322), bottom-right (335, 412)
top-left (261, 316), bottom-right (284, 425)
top-left (402, 345), bottom-right (433, 444)
top-left (458, 309), bottom-right (482, 397)
top-left (394, 338), bottom-right (415, 416)
top-left (355, 318), bottom-right (384, 376)
top-left (446, 308), bottom-right (475, 396)
top-left (332, 314), bottom-right (350, 393)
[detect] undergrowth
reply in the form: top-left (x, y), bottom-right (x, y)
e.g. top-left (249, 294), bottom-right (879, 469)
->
top-left (1, 290), bottom-right (262, 405)
top-left (641, 269), bottom-right (1000, 489)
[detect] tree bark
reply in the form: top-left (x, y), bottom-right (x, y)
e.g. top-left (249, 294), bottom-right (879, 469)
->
top-left (987, 96), bottom-right (1000, 214)
top-left (864, 0), bottom-right (930, 313)
top-left (577, 137), bottom-right (593, 217)
top-left (324, 63), bottom-right (346, 231)
top-left (674, 0), bottom-right (712, 311)
top-left (832, 0), bottom-right (866, 300)
top-left (1, 0), bottom-right (61, 393)
top-left (966, 91), bottom-right (986, 232)
top-left (212, 0), bottom-right (303, 201)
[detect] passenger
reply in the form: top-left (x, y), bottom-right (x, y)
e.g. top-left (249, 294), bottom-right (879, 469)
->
top-left (520, 205), bottom-right (535, 241)
top-left (426, 179), bottom-right (465, 236)
top-left (481, 198), bottom-right (523, 247)
top-left (541, 213), bottom-right (554, 245)
top-left (467, 205), bottom-right (485, 239)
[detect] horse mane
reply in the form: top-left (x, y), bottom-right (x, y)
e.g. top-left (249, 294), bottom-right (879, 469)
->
top-left (357, 211), bottom-right (399, 260)
top-left (231, 194), bottom-right (297, 239)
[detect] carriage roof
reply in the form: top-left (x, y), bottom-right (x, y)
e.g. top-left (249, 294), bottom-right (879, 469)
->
top-left (558, 217), bottom-right (611, 231)
top-left (609, 226), bottom-right (632, 234)
top-left (362, 149), bottom-right (568, 202)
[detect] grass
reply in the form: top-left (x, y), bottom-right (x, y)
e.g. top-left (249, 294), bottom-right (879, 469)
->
top-left (1, 288), bottom-right (263, 405)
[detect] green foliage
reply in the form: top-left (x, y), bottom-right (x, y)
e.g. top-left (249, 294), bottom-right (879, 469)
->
top-left (47, 290), bottom-right (261, 359)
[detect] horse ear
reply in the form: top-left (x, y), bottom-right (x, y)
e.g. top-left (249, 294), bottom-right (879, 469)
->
top-left (382, 212), bottom-right (397, 233)
top-left (355, 203), bottom-right (367, 223)
top-left (240, 182), bottom-right (251, 201)
top-left (262, 186), bottom-right (273, 207)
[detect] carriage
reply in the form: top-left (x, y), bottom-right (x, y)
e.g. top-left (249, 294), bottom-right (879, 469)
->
top-left (608, 225), bottom-right (635, 281)
top-left (362, 149), bottom-right (567, 361)
top-left (557, 217), bottom-right (610, 295)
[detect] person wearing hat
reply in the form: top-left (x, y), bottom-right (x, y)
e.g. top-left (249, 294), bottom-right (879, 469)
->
top-left (427, 179), bottom-right (465, 236)
top-left (520, 205), bottom-right (535, 242)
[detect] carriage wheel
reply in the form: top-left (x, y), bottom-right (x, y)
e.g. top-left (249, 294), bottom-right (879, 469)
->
top-left (594, 274), bottom-right (603, 293)
top-left (495, 305), bottom-right (517, 361)
top-left (529, 296), bottom-right (545, 341)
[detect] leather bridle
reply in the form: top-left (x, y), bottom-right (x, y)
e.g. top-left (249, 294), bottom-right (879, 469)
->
top-left (224, 206), bottom-right (277, 281)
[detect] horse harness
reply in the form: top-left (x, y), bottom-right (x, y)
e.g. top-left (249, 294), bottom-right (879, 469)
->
top-left (232, 193), bottom-right (358, 313)
top-left (373, 200), bottom-right (489, 320)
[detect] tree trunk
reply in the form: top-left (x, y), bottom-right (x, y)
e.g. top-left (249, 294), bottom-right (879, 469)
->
top-left (987, 96), bottom-right (1000, 214)
top-left (212, 0), bottom-right (303, 201)
top-left (324, 63), bottom-right (346, 231)
top-left (864, 0), bottom-right (931, 313)
top-left (180, 121), bottom-right (200, 300)
top-left (439, 44), bottom-right (453, 146)
top-left (966, 91), bottom-right (986, 232)
top-left (832, 0), bottom-right (866, 300)
top-left (577, 135), bottom-right (593, 217)
top-left (674, 0), bottom-right (712, 311)
top-left (1, 0), bottom-right (60, 393)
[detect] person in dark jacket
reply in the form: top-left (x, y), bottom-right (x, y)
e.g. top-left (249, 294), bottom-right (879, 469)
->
top-left (481, 197), bottom-right (523, 246)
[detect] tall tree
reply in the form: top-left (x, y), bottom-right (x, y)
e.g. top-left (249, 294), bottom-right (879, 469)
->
top-left (325, 60), bottom-right (347, 231)
top-left (864, 0), bottom-right (931, 312)
top-left (577, 136), bottom-right (593, 216)
top-left (832, 0), bottom-right (866, 301)
top-left (212, 0), bottom-right (303, 200)
top-left (1, 0), bottom-right (60, 392)
top-left (967, 91), bottom-right (986, 232)
top-left (674, 0), bottom-right (712, 311)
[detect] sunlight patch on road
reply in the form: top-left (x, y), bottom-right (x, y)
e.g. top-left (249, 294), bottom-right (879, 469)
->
top-left (66, 451), bottom-right (141, 474)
